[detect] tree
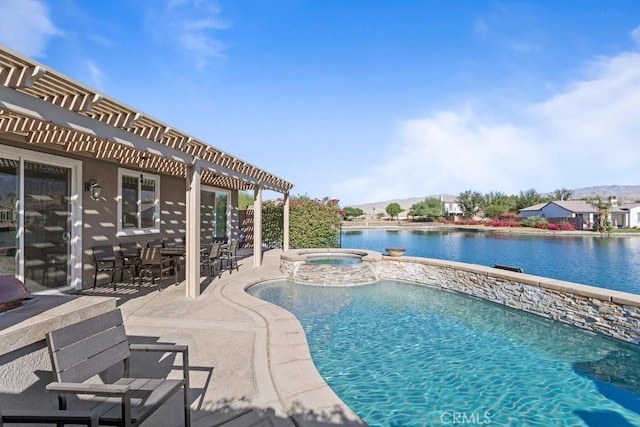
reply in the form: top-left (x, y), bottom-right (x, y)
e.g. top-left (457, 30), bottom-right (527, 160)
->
top-left (481, 191), bottom-right (515, 218)
top-left (343, 206), bottom-right (364, 220)
top-left (386, 203), bottom-right (403, 220)
top-left (553, 188), bottom-right (573, 201)
top-left (515, 188), bottom-right (544, 211)
top-left (408, 197), bottom-right (443, 220)
top-left (238, 191), bottom-right (254, 210)
top-left (592, 196), bottom-right (613, 235)
top-left (457, 190), bottom-right (483, 217)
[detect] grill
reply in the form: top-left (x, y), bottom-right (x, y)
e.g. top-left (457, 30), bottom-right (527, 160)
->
top-left (0, 276), bottom-right (29, 313)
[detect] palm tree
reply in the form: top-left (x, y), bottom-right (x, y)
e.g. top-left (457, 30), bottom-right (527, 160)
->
top-left (592, 196), bottom-right (613, 235)
top-left (553, 188), bottom-right (573, 201)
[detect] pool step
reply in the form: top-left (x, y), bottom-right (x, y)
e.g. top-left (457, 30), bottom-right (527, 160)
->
top-left (294, 262), bottom-right (378, 286)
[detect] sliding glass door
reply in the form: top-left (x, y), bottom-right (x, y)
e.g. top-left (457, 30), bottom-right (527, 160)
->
top-left (0, 145), bottom-right (80, 293)
top-left (0, 158), bottom-right (18, 280)
top-left (23, 161), bottom-right (72, 291)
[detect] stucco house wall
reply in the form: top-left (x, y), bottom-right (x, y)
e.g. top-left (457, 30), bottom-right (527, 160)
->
top-left (81, 158), bottom-right (188, 289)
top-left (625, 205), bottom-right (640, 228)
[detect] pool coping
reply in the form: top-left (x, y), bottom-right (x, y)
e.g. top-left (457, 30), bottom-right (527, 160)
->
top-left (229, 276), bottom-right (366, 425)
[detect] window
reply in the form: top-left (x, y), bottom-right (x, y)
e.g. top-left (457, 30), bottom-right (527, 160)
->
top-left (117, 169), bottom-right (160, 234)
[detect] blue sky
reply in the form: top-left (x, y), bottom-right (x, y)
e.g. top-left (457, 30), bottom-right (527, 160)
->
top-left (1, 1), bottom-right (640, 206)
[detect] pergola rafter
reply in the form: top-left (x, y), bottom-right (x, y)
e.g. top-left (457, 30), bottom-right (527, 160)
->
top-left (0, 44), bottom-right (293, 193)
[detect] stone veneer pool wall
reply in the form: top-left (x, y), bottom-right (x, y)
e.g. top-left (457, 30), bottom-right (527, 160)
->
top-left (281, 250), bottom-right (640, 345)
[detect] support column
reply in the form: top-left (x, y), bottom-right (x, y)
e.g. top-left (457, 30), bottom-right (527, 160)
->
top-left (185, 160), bottom-right (201, 298)
top-left (283, 192), bottom-right (290, 252)
top-left (253, 186), bottom-right (263, 267)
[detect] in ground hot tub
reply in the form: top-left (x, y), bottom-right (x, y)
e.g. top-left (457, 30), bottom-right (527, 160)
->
top-left (305, 253), bottom-right (363, 266)
top-left (281, 250), bottom-right (379, 286)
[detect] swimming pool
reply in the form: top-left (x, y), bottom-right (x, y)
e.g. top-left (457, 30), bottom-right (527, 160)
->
top-left (249, 279), bottom-right (640, 426)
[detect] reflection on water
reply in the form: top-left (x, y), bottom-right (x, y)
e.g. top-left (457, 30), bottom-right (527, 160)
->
top-left (342, 229), bottom-right (640, 294)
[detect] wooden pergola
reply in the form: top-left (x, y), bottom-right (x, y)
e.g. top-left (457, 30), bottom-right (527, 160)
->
top-left (0, 44), bottom-right (293, 297)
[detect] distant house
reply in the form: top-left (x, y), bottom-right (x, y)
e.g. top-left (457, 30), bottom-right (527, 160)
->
top-left (440, 195), bottom-right (463, 219)
top-left (519, 197), bottom-right (635, 229)
top-left (619, 202), bottom-right (640, 228)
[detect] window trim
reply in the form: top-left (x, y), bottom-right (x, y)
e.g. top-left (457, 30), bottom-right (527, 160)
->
top-left (116, 168), bottom-right (160, 236)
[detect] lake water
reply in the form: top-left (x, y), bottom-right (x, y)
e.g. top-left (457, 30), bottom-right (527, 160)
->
top-left (341, 229), bottom-right (640, 294)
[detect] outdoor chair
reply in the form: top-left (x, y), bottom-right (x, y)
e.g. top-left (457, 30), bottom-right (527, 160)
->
top-left (219, 239), bottom-right (239, 274)
top-left (117, 242), bottom-right (140, 284)
top-left (138, 247), bottom-right (173, 290)
top-left (145, 239), bottom-right (163, 248)
top-left (162, 237), bottom-right (183, 248)
top-left (212, 236), bottom-right (228, 245)
top-left (92, 245), bottom-right (124, 290)
top-left (45, 309), bottom-right (190, 427)
top-left (201, 241), bottom-right (222, 279)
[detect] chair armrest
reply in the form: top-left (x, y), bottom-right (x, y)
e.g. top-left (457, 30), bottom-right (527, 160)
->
top-left (129, 343), bottom-right (188, 353)
top-left (1, 409), bottom-right (98, 426)
top-left (129, 344), bottom-right (190, 384)
top-left (46, 382), bottom-right (130, 397)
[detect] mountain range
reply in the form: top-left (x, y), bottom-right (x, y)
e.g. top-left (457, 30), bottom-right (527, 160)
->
top-left (350, 185), bottom-right (640, 213)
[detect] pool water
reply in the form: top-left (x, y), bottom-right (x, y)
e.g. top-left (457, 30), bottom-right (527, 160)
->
top-left (249, 280), bottom-right (640, 426)
top-left (305, 254), bottom-right (363, 265)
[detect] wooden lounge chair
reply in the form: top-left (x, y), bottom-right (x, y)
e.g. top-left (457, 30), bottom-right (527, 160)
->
top-left (45, 309), bottom-right (190, 427)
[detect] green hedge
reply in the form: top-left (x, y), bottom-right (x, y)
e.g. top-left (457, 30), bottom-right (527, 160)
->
top-left (262, 196), bottom-right (342, 248)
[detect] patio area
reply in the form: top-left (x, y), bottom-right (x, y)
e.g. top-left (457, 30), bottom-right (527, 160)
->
top-left (0, 249), bottom-right (364, 427)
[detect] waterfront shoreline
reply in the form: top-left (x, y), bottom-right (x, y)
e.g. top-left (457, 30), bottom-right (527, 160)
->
top-left (341, 221), bottom-right (640, 236)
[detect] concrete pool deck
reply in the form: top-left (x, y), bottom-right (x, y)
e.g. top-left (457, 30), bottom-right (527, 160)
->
top-left (98, 248), bottom-right (364, 427)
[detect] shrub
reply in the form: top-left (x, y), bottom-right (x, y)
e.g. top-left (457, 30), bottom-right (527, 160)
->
top-left (290, 196), bottom-right (342, 248)
top-left (558, 221), bottom-right (576, 231)
top-left (262, 201), bottom-right (284, 246)
top-left (521, 216), bottom-right (548, 229)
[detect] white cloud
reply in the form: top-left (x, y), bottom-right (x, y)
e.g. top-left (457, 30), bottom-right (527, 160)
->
top-left (0, 0), bottom-right (59, 57)
top-left (86, 60), bottom-right (104, 90)
top-left (155, 0), bottom-right (230, 68)
top-left (337, 50), bottom-right (640, 205)
top-left (632, 26), bottom-right (640, 46)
